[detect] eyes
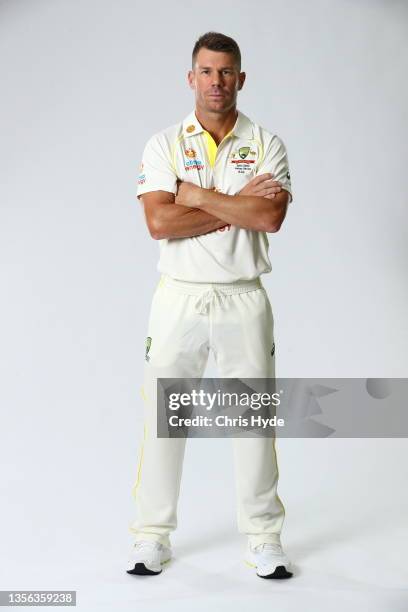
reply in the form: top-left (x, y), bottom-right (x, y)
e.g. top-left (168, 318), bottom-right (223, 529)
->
top-left (200, 69), bottom-right (234, 76)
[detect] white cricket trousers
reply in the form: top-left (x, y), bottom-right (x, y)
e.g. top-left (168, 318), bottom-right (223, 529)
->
top-left (129, 274), bottom-right (285, 548)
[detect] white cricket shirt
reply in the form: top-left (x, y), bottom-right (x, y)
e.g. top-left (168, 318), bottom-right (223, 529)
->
top-left (137, 109), bottom-right (293, 282)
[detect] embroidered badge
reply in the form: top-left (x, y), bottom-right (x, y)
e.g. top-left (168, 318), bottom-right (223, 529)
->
top-left (230, 148), bottom-right (257, 173)
top-left (239, 146), bottom-right (250, 159)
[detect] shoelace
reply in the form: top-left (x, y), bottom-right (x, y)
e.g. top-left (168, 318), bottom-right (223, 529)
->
top-left (195, 287), bottom-right (225, 315)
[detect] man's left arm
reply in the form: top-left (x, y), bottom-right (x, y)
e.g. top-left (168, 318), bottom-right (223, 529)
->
top-left (175, 135), bottom-right (293, 233)
top-left (177, 186), bottom-right (290, 233)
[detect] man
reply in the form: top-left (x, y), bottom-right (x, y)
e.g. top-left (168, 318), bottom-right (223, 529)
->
top-left (127, 31), bottom-right (294, 579)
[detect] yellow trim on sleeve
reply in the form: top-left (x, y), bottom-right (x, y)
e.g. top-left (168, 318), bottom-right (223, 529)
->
top-left (251, 137), bottom-right (264, 172)
top-left (171, 134), bottom-right (185, 174)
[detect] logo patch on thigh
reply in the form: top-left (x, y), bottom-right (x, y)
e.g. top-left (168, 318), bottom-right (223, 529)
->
top-left (145, 336), bottom-right (152, 362)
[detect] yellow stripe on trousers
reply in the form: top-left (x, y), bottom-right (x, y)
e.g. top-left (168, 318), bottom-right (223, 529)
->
top-left (131, 386), bottom-right (148, 500)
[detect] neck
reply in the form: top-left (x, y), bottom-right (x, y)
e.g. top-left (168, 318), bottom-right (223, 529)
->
top-left (194, 106), bottom-right (238, 145)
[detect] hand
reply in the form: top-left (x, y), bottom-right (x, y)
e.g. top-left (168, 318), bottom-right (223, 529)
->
top-left (238, 173), bottom-right (282, 199)
top-left (175, 180), bottom-right (203, 208)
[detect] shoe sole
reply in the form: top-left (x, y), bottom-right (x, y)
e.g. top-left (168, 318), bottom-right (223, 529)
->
top-left (127, 563), bottom-right (161, 576)
top-left (244, 560), bottom-right (293, 579)
top-left (127, 557), bottom-right (171, 576)
top-left (258, 565), bottom-right (293, 579)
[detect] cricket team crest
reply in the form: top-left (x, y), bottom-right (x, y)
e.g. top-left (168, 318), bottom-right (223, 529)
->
top-left (239, 146), bottom-right (250, 159)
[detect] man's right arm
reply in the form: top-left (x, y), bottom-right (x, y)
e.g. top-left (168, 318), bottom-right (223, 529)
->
top-left (137, 133), bottom-right (227, 239)
top-left (136, 132), bottom-right (282, 240)
top-left (139, 191), bottom-right (227, 240)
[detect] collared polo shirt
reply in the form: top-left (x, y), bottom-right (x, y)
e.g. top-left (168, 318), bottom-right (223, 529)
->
top-left (137, 109), bottom-right (293, 282)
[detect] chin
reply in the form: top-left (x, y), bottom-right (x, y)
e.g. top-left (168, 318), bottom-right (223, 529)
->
top-left (208, 101), bottom-right (230, 112)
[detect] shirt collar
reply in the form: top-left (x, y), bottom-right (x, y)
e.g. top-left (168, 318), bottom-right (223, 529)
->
top-left (182, 109), bottom-right (253, 139)
top-left (232, 110), bottom-right (253, 139)
top-left (182, 110), bottom-right (204, 137)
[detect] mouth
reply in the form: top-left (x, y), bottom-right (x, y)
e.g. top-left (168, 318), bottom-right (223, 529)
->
top-left (208, 93), bottom-right (225, 98)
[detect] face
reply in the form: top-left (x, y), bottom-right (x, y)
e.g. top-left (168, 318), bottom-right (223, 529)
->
top-left (188, 48), bottom-right (246, 114)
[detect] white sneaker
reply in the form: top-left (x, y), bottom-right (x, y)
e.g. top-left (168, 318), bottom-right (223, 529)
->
top-left (245, 542), bottom-right (293, 579)
top-left (126, 540), bottom-right (172, 575)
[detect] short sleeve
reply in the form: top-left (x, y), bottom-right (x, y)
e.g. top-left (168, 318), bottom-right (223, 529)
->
top-left (256, 135), bottom-right (293, 203)
top-left (137, 133), bottom-right (178, 199)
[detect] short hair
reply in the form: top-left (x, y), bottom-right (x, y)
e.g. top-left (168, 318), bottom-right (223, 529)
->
top-left (192, 31), bottom-right (241, 70)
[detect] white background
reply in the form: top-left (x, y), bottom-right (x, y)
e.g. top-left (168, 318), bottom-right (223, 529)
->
top-left (1, 0), bottom-right (407, 610)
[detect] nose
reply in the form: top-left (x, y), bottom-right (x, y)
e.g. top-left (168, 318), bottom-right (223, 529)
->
top-left (212, 71), bottom-right (223, 86)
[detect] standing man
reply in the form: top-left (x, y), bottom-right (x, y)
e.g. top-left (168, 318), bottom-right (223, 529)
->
top-left (127, 32), bottom-right (294, 579)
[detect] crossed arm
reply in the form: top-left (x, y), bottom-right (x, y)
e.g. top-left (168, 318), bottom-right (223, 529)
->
top-left (139, 174), bottom-right (290, 240)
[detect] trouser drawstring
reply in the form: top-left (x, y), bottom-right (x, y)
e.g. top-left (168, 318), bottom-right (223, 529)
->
top-left (194, 287), bottom-right (224, 315)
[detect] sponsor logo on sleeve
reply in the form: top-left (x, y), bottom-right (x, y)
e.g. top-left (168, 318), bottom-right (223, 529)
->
top-left (138, 162), bottom-right (146, 185)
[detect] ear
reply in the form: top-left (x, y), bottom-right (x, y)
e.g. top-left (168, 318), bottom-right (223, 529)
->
top-left (187, 70), bottom-right (195, 90)
top-left (238, 71), bottom-right (246, 91)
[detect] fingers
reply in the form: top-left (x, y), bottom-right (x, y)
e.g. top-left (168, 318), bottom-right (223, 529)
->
top-left (248, 172), bottom-right (274, 186)
top-left (261, 185), bottom-right (282, 195)
top-left (237, 175), bottom-right (282, 197)
top-left (253, 183), bottom-right (282, 196)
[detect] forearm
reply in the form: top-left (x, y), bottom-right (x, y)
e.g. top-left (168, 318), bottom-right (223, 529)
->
top-left (197, 189), bottom-right (286, 232)
top-left (153, 202), bottom-right (226, 239)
